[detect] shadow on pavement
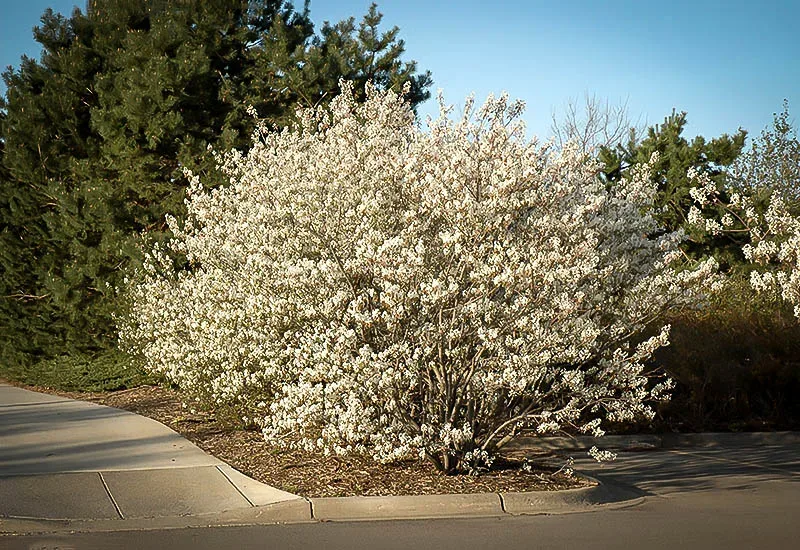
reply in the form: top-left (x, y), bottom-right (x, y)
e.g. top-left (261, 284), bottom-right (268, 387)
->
top-left (0, 433), bottom-right (194, 474)
top-left (0, 401), bottom-right (129, 437)
top-left (575, 443), bottom-right (800, 496)
top-left (0, 394), bottom-right (218, 475)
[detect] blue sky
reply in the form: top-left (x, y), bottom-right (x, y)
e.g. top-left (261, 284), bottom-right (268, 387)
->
top-left (1, 0), bottom-right (798, 142)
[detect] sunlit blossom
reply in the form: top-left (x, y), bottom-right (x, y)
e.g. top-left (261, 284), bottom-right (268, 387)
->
top-left (120, 82), bottom-right (717, 473)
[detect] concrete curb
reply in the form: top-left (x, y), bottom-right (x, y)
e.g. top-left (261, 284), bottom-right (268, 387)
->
top-left (0, 498), bottom-right (315, 535)
top-left (0, 473), bottom-right (643, 534)
top-left (309, 492), bottom-right (504, 522)
top-left (0, 466), bottom-right (306, 521)
top-left (1, 383), bottom-right (644, 534)
top-left (305, 472), bottom-right (644, 522)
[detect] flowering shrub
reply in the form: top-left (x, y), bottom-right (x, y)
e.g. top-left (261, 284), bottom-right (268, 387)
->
top-left (689, 171), bottom-right (800, 317)
top-left (120, 82), bottom-right (718, 473)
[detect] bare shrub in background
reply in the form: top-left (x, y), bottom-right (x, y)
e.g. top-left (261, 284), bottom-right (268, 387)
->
top-left (730, 100), bottom-right (800, 205)
top-left (550, 92), bottom-right (645, 155)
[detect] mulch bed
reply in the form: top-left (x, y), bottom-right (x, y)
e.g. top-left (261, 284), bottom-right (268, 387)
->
top-left (6, 381), bottom-right (589, 497)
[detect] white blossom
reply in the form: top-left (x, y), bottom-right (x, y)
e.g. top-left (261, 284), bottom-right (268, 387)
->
top-left (120, 82), bottom-right (716, 473)
top-left (588, 445), bottom-right (617, 462)
top-left (687, 169), bottom-right (800, 317)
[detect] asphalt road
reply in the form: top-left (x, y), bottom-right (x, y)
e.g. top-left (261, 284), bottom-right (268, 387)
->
top-left (5, 440), bottom-right (799, 550)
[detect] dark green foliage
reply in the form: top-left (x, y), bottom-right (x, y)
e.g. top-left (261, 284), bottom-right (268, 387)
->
top-left (0, 348), bottom-right (158, 392)
top-left (1, 7), bottom-right (103, 364)
top-left (0, 0), bottom-right (431, 377)
top-left (290, 3), bottom-right (432, 111)
top-left (600, 110), bottom-right (747, 263)
top-left (246, 2), bottom-right (432, 128)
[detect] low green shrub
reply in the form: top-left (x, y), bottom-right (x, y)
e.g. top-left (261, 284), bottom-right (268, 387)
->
top-left (0, 348), bottom-right (157, 392)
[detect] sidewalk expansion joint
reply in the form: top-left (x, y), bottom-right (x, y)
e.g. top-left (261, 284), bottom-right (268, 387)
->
top-left (307, 497), bottom-right (316, 521)
top-left (215, 465), bottom-right (255, 507)
top-left (497, 493), bottom-right (507, 514)
top-left (97, 472), bottom-right (124, 519)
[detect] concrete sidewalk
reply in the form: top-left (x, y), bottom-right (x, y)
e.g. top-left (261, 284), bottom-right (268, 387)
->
top-left (3, 382), bottom-right (799, 543)
top-left (0, 383), bottom-right (643, 533)
top-left (0, 383), bottom-right (304, 522)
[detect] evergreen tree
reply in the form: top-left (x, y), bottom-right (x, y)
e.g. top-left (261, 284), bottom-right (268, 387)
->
top-left (600, 110), bottom-right (747, 262)
top-left (0, 0), bottom-right (432, 368)
top-left (1, 8), bottom-right (107, 362)
top-left (245, 3), bottom-right (432, 128)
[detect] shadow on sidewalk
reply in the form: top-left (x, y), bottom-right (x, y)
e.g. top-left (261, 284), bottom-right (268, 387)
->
top-left (576, 443), bottom-right (800, 496)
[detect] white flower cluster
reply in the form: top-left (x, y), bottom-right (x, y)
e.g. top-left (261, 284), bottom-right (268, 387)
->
top-left (688, 172), bottom-right (800, 317)
top-left (120, 82), bottom-right (717, 473)
top-left (588, 445), bottom-right (617, 462)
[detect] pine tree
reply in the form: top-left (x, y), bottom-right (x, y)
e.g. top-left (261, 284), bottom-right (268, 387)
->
top-left (245, 3), bottom-right (432, 128)
top-left (0, 0), bottom-right (432, 369)
top-left (1, 7), bottom-right (109, 362)
top-left (600, 110), bottom-right (747, 262)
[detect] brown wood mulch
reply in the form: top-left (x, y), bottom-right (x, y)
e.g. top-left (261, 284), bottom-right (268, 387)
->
top-left (6, 381), bottom-right (588, 497)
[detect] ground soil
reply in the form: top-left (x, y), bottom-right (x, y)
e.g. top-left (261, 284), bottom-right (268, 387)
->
top-left (6, 382), bottom-right (589, 497)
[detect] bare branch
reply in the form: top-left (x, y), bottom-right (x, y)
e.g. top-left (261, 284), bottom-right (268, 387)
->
top-left (551, 92), bottom-right (645, 154)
